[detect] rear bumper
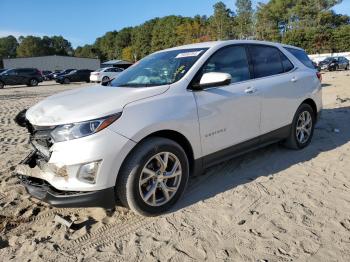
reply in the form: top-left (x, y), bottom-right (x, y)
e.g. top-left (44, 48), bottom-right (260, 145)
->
top-left (18, 174), bottom-right (116, 209)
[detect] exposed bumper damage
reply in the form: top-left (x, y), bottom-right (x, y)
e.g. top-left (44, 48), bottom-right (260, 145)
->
top-left (17, 150), bottom-right (116, 209)
top-left (15, 111), bottom-right (116, 209)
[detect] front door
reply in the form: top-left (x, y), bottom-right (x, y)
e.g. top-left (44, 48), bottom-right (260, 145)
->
top-left (193, 45), bottom-right (261, 160)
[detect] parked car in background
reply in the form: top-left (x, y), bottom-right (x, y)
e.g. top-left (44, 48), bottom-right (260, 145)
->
top-left (0, 69), bottom-right (7, 74)
top-left (17, 40), bottom-right (322, 216)
top-left (319, 56), bottom-right (349, 71)
top-left (52, 69), bottom-right (76, 80)
top-left (45, 70), bottom-right (61, 80)
top-left (90, 67), bottom-right (124, 83)
top-left (42, 70), bottom-right (52, 81)
top-left (56, 69), bottom-right (93, 84)
top-left (311, 61), bottom-right (320, 71)
top-left (0, 68), bottom-right (43, 88)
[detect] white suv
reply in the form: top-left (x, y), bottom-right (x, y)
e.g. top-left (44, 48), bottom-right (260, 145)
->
top-left (16, 40), bottom-right (322, 216)
top-left (89, 67), bottom-right (124, 83)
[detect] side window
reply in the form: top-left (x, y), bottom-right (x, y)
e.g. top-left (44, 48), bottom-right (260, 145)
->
top-left (285, 47), bottom-right (314, 69)
top-left (105, 68), bottom-right (113, 72)
top-left (7, 69), bottom-right (17, 75)
top-left (18, 69), bottom-right (28, 74)
top-left (201, 45), bottom-right (250, 83)
top-left (280, 52), bottom-right (294, 72)
top-left (249, 45), bottom-right (284, 78)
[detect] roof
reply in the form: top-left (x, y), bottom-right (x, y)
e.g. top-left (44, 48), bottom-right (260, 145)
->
top-left (161, 40), bottom-right (303, 52)
top-left (102, 59), bottom-right (133, 65)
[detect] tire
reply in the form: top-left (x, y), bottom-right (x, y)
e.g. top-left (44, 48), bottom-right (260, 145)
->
top-left (102, 76), bottom-right (109, 83)
top-left (116, 137), bottom-right (189, 216)
top-left (63, 78), bottom-right (70, 84)
top-left (345, 65), bottom-right (349, 71)
top-left (283, 104), bottom-right (315, 150)
top-left (29, 78), bottom-right (38, 87)
top-left (0, 81), bottom-right (4, 89)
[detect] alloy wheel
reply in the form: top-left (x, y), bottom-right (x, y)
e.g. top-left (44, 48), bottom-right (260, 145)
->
top-left (139, 152), bottom-right (182, 207)
top-left (30, 79), bottom-right (38, 86)
top-left (296, 111), bottom-right (312, 144)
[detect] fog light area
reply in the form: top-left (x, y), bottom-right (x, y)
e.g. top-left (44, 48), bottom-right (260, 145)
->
top-left (77, 161), bottom-right (101, 184)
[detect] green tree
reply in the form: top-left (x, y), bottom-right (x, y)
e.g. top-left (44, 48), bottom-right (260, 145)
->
top-left (235, 0), bottom-right (254, 39)
top-left (209, 2), bottom-right (236, 40)
top-left (151, 16), bottom-right (189, 52)
top-left (74, 44), bottom-right (99, 58)
top-left (48, 36), bottom-right (73, 55)
top-left (95, 31), bottom-right (118, 60)
top-left (333, 24), bottom-right (350, 52)
top-left (0, 35), bottom-right (18, 59)
top-left (16, 36), bottom-right (46, 57)
top-left (131, 19), bottom-right (158, 60)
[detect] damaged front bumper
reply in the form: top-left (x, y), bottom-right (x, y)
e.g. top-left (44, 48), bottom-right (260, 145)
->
top-left (16, 151), bottom-right (116, 209)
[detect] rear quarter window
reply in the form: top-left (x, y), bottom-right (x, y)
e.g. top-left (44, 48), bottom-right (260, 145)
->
top-left (285, 47), bottom-right (314, 69)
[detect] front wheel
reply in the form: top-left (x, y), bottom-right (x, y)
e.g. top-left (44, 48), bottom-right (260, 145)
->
top-left (116, 137), bottom-right (189, 216)
top-left (283, 104), bottom-right (315, 150)
top-left (29, 78), bottom-right (38, 87)
top-left (0, 82), bottom-right (4, 89)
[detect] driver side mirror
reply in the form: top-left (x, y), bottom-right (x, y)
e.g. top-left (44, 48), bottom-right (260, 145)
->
top-left (192, 72), bottom-right (231, 90)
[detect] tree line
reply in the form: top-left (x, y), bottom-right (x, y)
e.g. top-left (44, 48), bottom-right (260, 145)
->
top-left (0, 0), bottom-right (349, 66)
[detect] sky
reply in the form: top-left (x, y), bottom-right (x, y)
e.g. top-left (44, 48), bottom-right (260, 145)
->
top-left (0, 0), bottom-right (349, 48)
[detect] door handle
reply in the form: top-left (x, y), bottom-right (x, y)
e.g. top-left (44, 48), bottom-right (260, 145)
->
top-left (291, 77), bottom-right (298, 83)
top-left (245, 87), bottom-right (257, 94)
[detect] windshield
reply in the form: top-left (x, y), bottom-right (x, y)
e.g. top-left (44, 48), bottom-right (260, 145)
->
top-left (323, 57), bottom-right (333, 62)
top-left (110, 48), bottom-right (208, 87)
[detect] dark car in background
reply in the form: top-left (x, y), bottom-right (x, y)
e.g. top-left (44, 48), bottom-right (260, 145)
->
top-left (42, 70), bottom-right (52, 81)
top-left (45, 70), bottom-right (61, 80)
top-left (52, 69), bottom-right (76, 80)
top-left (0, 69), bottom-right (7, 74)
top-left (56, 69), bottom-right (93, 84)
top-left (0, 68), bottom-right (43, 89)
top-left (319, 56), bottom-right (349, 71)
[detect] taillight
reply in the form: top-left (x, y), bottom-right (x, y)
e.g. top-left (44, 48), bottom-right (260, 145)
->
top-left (316, 72), bottom-right (322, 82)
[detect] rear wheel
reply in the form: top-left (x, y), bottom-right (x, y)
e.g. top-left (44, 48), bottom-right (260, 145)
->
top-left (28, 78), bottom-right (38, 87)
top-left (116, 137), bottom-right (189, 216)
top-left (284, 104), bottom-right (315, 150)
top-left (63, 78), bottom-right (70, 84)
top-left (102, 76), bottom-right (109, 83)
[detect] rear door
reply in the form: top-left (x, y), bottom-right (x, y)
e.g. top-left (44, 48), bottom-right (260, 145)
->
top-left (247, 44), bottom-right (298, 135)
top-left (340, 57), bottom-right (347, 69)
top-left (194, 45), bottom-right (261, 158)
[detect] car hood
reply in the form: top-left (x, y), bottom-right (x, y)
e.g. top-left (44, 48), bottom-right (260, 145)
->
top-left (26, 85), bottom-right (169, 126)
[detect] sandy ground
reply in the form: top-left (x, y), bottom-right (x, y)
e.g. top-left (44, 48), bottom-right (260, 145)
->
top-left (0, 73), bottom-right (349, 262)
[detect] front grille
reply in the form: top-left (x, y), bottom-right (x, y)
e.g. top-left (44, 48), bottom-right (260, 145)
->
top-left (26, 122), bottom-right (55, 160)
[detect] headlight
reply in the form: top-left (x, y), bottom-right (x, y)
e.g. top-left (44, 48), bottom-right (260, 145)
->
top-left (51, 113), bottom-right (122, 142)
